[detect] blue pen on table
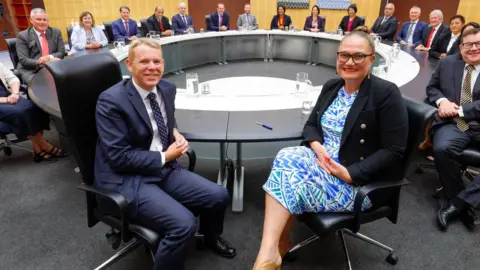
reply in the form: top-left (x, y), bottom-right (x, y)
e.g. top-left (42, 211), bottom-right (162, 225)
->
top-left (256, 121), bottom-right (273, 130)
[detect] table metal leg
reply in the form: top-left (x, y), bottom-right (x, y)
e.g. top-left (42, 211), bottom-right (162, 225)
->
top-left (232, 142), bottom-right (244, 212)
top-left (217, 142), bottom-right (227, 188)
top-left (264, 35), bottom-right (268, 62)
top-left (268, 35), bottom-right (274, 62)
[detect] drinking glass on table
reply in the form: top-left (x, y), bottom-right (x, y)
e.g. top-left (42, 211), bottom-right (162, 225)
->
top-left (186, 73), bottom-right (199, 97)
top-left (295, 72), bottom-right (312, 96)
top-left (114, 38), bottom-right (125, 51)
top-left (147, 31), bottom-right (156, 38)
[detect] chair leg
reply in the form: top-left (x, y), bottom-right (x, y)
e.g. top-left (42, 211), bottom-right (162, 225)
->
top-left (342, 229), bottom-right (398, 265)
top-left (339, 230), bottom-right (353, 270)
top-left (286, 235), bottom-right (319, 254)
top-left (94, 239), bottom-right (142, 270)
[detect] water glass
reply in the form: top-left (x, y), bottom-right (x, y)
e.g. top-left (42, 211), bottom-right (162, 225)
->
top-left (186, 73), bottom-right (199, 97)
top-left (200, 28), bottom-right (205, 33)
top-left (289, 25), bottom-right (295, 31)
top-left (114, 38), bottom-right (125, 51)
top-left (337, 27), bottom-right (343, 35)
top-left (154, 34), bottom-right (161, 40)
top-left (284, 26), bottom-right (289, 31)
top-left (373, 35), bottom-right (382, 47)
top-left (188, 25), bottom-right (194, 34)
top-left (202, 83), bottom-right (210, 95)
top-left (295, 72), bottom-right (312, 96)
top-left (147, 31), bottom-right (156, 38)
top-left (372, 67), bottom-right (381, 77)
top-left (302, 100), bottom-right (313, 115)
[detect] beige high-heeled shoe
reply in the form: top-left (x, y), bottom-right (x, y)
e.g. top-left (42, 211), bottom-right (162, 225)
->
top-left (254, 261), bottom-right (281, 270)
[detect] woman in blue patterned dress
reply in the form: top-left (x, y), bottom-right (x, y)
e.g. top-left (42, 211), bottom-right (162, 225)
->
top-left (253, 31), bottom-right (409, 269)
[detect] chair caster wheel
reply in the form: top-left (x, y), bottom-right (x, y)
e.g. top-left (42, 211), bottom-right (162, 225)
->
top-left (386, 253), bottom-right (398, 265)
top-left (4, 147), bottom-right (12, 156)
top-left (415, 166), bottom-right (423, 174)
top-left (106, 231), bottom-right (121, 250)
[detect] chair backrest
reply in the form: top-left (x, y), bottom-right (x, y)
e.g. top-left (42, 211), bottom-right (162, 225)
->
top-left (320, 15), bottom-right (326, 28)
top-left (66, 26), bottom-right (73, 48)
top-left (359, 16), bottom-right (366, 26)
top-left (205, 15), bottom-right (212, 31)
top-left (4, 38), bottom-right (19, 69)
top-left (45, 53), bottom-right (122, 185)
top-left (103, 21), bottom-right (114, 42)
top-left (140, 18), bottom-right (149, 37)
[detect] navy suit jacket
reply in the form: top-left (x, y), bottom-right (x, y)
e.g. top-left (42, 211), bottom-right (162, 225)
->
top-left (270, 15), bottom-right (292, 30)
top-left (396, 21), bottom-right (428, 46)
top-left (171, 14), bottom-right (194, 35)
top-left (94, 79), bottom-right (178, 215)
top-left (426, 54), bottom-right (480, 127)
top-left (209, 12), bottom-right (230, 31)
top-left (370, 16), bottom-right (399, 40)
top-left (112, 18), bottom-right (141, 40)
top-left (303, 16), bottom-right (325, 32)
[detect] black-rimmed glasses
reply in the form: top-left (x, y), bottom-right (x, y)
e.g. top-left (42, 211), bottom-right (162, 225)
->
top-left (461, 42), bottom-right (480, 50)
top-left (337, 52), bottom-right (373, 64)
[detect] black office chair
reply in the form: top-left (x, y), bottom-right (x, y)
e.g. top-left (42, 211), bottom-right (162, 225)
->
top-left (205, 15), bottom-right (213, 31)
top-left (45, 52), bottom-right (197, 269)
top-left (103, 21), bottom-right (114, 43)
top-left (66, 26), bottom-right (73, 49)
top-left (0, 122), bottom-right (32, 156)
top-left (285, 96), bottom-right (436, 269)
top-left (359, 16), bottom-right (366, 26)
top-left (140, 19), bottom-right (149, 37)
top-left (320, 15), bottom-right (326, 31)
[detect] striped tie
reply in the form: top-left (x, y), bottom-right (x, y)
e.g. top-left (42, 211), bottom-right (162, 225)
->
top-left (456, 65), bottom-right (475, 132)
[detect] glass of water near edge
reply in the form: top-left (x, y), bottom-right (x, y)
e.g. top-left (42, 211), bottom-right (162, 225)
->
top-left (295, 72), bottom-right (312, 96)
top-left (302, 100), bottom-right (313, 115)
top-left (186, 73), bottom-right (199, 97)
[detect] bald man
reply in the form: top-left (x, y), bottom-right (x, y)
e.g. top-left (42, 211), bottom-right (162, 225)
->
top-left (171, 2), bottom-right (194, 35)
top-left (147, 6), bottom-right (173, 37)
top-left (370, 3), bottom-right (399, 40)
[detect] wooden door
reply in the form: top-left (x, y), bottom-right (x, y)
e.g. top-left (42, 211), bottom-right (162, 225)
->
top-left (188, 0), bottom-right (249, 31)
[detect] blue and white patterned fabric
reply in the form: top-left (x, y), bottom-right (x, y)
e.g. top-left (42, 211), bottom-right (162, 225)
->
top-left (317, 0), bottom-right (351, 10)
top-left (263, 87), bottom-right (371, 214)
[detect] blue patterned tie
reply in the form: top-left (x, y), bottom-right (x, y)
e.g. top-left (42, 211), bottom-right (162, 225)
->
top-left (147, 92), bottom-right (182, 170)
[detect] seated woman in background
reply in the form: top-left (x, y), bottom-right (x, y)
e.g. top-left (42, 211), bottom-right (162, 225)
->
top-left (429, 15), bottom-right (466, 59)
top-left (253, 32), bottom-right (408, 270)
top-left (339, 4), bottom-right (364, 33)
top-left (355, 25), bottom-right (370, 34)
top-left (70, 11), bottom-right (108, 54)
top-left (0, 63), bottom-right (66, 162)
top-left (304, 5), bottom-right (324, 32)
top-left (419, 21), bottom-right (480, 151)
top-left (270, 5), bottom-right (292, 30)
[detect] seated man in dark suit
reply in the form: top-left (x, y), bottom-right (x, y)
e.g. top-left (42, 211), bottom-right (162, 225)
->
top-left (396, 6), bottom-right (428, 47)
top-left (370, 3), bottom-right (398, 40)
top-left (95, 38), bottom-right (236, 270)
top-left (146, 6), bottom-right (173, 37)
top-left (112, 6), bottom-right (140, 41)
top-left (209, 3), bottom-right (230, 31)
top-left (415, 9), bottom-right (451, 51)
top-left (429, 15), bottom-right (466, 59)
top-left (16, 8), bottom-right (65, 84)
top-left (171, 2), bottom-right (194, 35)
top-left (426, 28), bottom-right (480, 231)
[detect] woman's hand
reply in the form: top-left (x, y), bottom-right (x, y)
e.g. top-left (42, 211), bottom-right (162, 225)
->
top-left (7, 93), bottom-right (19, 104)
top-left (310, 141), bottom-right (331, 174)
top-left (318, 158), bottom-right (353, 184)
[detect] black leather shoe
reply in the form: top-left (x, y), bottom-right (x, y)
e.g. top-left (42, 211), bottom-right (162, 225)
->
top-left (437, 202), bottom-right (463, 231)
top-left (461, 208), bottom-right (479, 231)
top-left (204, 235), bottom-right (236, 258)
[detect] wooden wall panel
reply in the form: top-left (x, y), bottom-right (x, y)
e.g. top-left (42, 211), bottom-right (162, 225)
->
top-left (187, 0), bottom-right (249, 31)
top-left (389, 0), bottom-right (460, 26)
top-left (457, 0), bottom-right (480, 23)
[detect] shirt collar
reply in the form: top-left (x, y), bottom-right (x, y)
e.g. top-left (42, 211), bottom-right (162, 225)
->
top-left (123, 19), bottom-right (129, 23)
top-left (411, 19), bottom-right (419, 24)
top-left (452, 33), bottom-right (460, 38)
top-left (432, 24), bottom-right (440, 30)
top-left (132, 79), bottom-right (157, 101)
top-left (33, 28), bottom-right (45, 37)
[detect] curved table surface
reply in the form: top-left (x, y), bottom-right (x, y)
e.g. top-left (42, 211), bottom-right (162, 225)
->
top-left (29, 31), bottom-right (436, 143)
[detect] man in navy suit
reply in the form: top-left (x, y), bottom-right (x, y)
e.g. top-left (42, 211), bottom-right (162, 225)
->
top-left (370, 3), bottom-right (399, 40)
top-left (95, 38), bottom-right (236, 270)
top-left (209, 3), bottom-right (230, 31)
top-left (171, 2), bottom-right (194, 35)
top-left (426, 28), bottom-right (480, 231)
top-left (415, 9), bottom-right (451, 51)
top-left (112, 6), bottom-right (141, 41)
top-left (396, 6), bottom-right (428, 46)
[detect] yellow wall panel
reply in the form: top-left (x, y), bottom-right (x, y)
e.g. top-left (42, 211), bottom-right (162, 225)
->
top-left (457, 0), bottom-right (480, 23)
top-left (251, 0), bottom-right (381, 31)
top-left (43, 0), bottom-right (187, 38)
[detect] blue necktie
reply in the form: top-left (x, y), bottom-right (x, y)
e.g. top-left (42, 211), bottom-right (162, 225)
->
top-left (147, 92), bottom-right (182, 170)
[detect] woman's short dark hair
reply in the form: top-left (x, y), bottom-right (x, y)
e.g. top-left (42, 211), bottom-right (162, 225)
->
top-left (311, 5), bottom-right (320, 16)
top-left (79, 11), bottom-right (95, 27)
top-left (450, 14), bottom-right (466, 24)
top-left (348, 4), bottom-right (358, 13)
top-left (277, 5), bottom-right (286, 15)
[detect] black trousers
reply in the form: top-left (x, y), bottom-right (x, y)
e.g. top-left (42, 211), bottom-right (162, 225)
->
top-left (458, 175), bottom-right (480, 210)
top-left (432, 123), bottom-right (480, 199)
top-left (132, 169), bottom-right (229, 270)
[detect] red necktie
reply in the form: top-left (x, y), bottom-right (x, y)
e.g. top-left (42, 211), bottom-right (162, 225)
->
top-left (124, 21), bottom-right (129, 36)
top-left (219, 15), bottom-right (222, 27)
top-left (40, 33), bottom-right (49, 56)
top-left (159, 19), bottom-right (164, 32)
top-left (425, 28), bottom-right (436, 48)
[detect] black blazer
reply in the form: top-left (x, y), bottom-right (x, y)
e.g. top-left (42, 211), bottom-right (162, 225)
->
top-left (370, 16), bottom-right (398, 40)
top-left (303, 76), bottom-right (408, 186)
top-left (339, 16), bottom-right (364, 32)
top-left (146, 14), bottom-right (172, 36)
top-left (429, 32), bottom-right (460, 59)
top-left (303, 16), bottom-right (325, 32)
top-left (426, 54), bottom-right (480, 127)
top-left (420, 24), bottom-right (450, 48)
top-left (270, 15), bottom-right (292, 30)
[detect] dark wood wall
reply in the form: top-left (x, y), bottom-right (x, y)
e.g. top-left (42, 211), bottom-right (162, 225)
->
top-left (188, 0), bottom-right (249, 31)
top-left (389, 0), bottom-right (461, 25)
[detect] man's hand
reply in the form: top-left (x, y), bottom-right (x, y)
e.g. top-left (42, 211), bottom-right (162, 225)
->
top-left (220, 26), bottom-right (227, 31)
top-left (7, 93), bottom-right (19, 104)
top-left (174, 132), bottom-right (189, 152)
top-left (399, 40), bottom-right (408, 45)
top-left (415, 45), bottom-right (427, 51)
top-left (319, 158), bottom-right (353, 184)
top-left (438, 100), bottom-right (459, 118)
top-left (165, 141), bottom-right (188, 162)
top-left (128, 36), bottom-right (138, 41)
top-left (36, 55), bottom-right (51, 65)
top-left (163, 30), bottom-right (173, 36)
top-left (439, 53), bottom-right (447, 58)
top-left (310, 141), bottom-right (331, 174)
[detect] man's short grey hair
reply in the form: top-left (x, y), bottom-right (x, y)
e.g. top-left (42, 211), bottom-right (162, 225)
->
top-left (30, 8), bottom-right (46, 17)
top-left (410, 6), bottom-right (421, 13)
top-left (430, 9), bottom-right (444, 22)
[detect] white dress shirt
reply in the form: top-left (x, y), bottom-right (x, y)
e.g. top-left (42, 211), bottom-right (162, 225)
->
top-left (407, 20), bottom-right (419, 44)
top-left (132, 79), bottom-right (168, 166)
top-left (446, 33), bottom-right (460, 52)
top-left (436, 64), bottom-right (480, 117)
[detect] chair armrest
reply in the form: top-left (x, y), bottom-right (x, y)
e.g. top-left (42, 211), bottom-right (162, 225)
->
top-left (351, 179), bottom-right (409, 232)
top-left (77, 183), bottom-right (130, 242)
top-left (185, 147), bottom-right (196, 172)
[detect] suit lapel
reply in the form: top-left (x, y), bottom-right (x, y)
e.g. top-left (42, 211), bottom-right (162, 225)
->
top-left (473, 68), bottom-right (480, 99)
top-left (157, 82), bottom-right (174, 142)
top-left (126, 80), bottom-right (153, 133)
top-left (340, 77), bottom-right (371, 150)
top-left (46, 28), bottom-right (54, 54)
top-left (29, 28), bottom-right (41, 54)
top-left (454, 58), bottom-right (465, 103)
